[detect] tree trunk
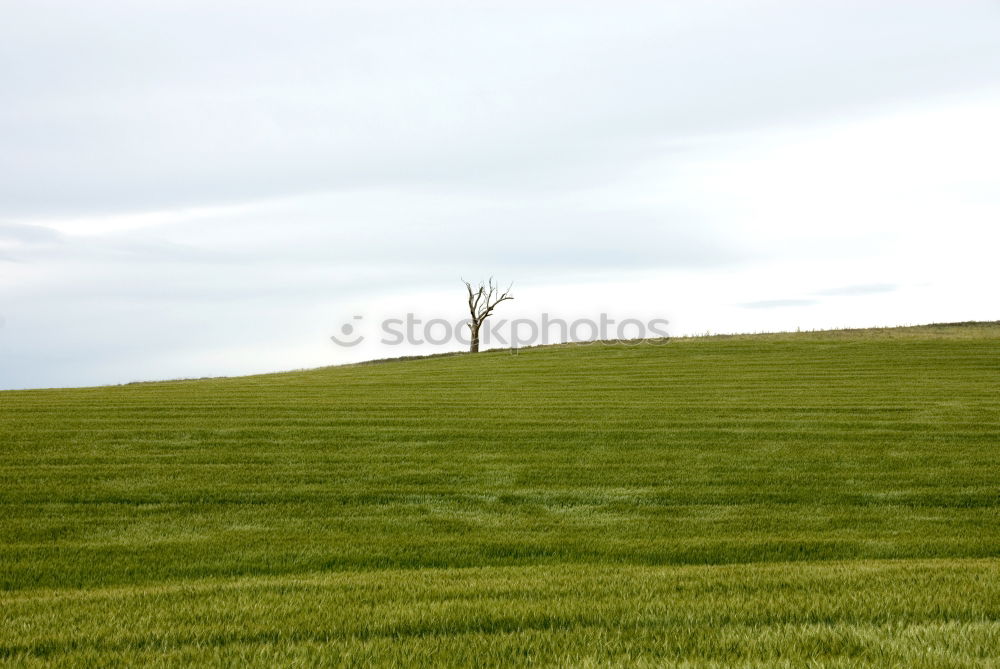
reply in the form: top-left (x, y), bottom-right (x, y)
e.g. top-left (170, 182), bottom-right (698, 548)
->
top-left (470, 324), bottom-right (480, 353)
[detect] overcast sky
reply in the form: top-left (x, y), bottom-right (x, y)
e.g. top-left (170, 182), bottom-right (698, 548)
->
top-left (2, 1), bottom-right (999, 389)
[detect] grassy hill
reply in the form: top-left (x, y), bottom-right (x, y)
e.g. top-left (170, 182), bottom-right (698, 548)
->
top-left (2, 323), bottom-right (999, 667)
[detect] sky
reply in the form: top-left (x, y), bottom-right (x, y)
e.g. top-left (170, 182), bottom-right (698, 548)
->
top-left (2, 0), bottom-right (999, 389)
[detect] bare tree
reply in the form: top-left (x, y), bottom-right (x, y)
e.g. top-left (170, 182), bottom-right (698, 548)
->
top-left (463, 277), bottom-right (514, 353)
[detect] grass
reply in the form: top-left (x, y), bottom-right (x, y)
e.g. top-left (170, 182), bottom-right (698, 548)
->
top-left (1, 322), bottom-right (999, 666)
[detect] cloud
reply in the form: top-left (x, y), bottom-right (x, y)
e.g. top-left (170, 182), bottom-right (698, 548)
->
top-left (2, 1), bottom-right (1000, 389)
top-left (2, 2), bottom-right (999, 217)
top-left (814, 283), bottom-right (898, 297)
top-left (739, 299), bottom-right (820, 310)
top-left (0, 223), bottom-right (64, 245)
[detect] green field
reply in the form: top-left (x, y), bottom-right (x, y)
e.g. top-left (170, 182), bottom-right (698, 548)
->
top-left (2, 323), bottom-right (999, 667)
